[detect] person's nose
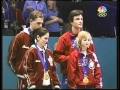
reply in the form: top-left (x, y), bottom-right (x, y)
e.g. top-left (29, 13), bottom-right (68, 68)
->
top-left (80, 20), bottom-right (83, 23)
top-left (39, 24), bottom-right (42, 27)
top-left (46, 39), bottom-right (49, 44)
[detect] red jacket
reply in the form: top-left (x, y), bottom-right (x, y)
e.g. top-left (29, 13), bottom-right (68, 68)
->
top-left (9, 30), bottom-right (32, 75)
top-left (22, 47), bottom-right (60, 89)
top-left (53, 31), bottom-right (95, 74)
top-left (67, 49), bottom-right (103, 89)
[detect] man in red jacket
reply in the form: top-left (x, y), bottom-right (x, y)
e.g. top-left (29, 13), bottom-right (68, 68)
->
top-left (53, 9), bottom-right (95, 89)
top-left (9, 10), bottom-right (44, 89)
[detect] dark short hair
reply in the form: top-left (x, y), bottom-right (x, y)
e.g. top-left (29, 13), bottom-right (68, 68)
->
top-left (68, 9), bottom-right (83, 22)
top-left (32, 27), bottom-right (49, 43)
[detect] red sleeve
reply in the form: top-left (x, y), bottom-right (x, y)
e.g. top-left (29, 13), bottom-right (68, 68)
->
top-left (9, 33), bottom-right (30, 74)
top-left (24, 49), bottom-right (36, 86)
top-left (49, 64), bottom-right (60, 86)
top-left (93, 53), bottom-right (103, 88)
top-left (88, 43), bottom-right (96, 53)
top-left (9, 35), bottom-right (21, 72)
top-left (67, 50), bottom-right (78, 89)
top-left (53, 36), bottom-right (69, 63)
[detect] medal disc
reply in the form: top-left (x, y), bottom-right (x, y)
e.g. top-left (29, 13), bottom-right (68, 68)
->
top-left (83, 76), bottom-right (89, 84)
top-left (44, 72), bottom-right (50, 80)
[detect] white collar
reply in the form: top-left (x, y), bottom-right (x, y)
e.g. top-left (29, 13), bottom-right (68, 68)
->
top-left (23, 28), bottom-right (30, 35)
top-left (31, 44), bottom-right (47, 53)
top-left (23, 27), bottom-right (33, 35)
top-left (35, 44), bottom-right (46, 53)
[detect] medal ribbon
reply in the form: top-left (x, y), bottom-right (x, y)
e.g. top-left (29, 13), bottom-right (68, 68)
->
top-left (81, 56), bottom-right (89, 77)
top-left (35, 44), bottom-right (49, 71)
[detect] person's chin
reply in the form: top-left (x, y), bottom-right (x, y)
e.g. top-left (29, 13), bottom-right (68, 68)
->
top-left (79, 26), bottom-right (83, 29)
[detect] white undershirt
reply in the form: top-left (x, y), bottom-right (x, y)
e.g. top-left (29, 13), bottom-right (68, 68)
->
top-left (42, 70), bottom-right (50, 86)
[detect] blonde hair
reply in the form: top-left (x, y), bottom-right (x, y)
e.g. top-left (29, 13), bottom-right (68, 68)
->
top-left (77, 31), bottom-right (92, 48)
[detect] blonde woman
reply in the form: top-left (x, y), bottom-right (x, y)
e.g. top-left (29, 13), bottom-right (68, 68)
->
top-left (67, 31), bottom-right (103, 89)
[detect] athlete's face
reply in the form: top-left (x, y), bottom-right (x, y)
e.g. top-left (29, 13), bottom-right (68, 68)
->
top-left (81, 36), bottom-right (91, 49)
top-left (30, 17), bottom-right (44, 30)
top-left (71, 14), bottom-right (83, 29)
top-left (37, 33), bottom-right (49, 48)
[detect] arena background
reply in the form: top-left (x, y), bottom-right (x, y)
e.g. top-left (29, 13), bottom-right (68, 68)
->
top-left (2, 1), bottom-right (117, 89)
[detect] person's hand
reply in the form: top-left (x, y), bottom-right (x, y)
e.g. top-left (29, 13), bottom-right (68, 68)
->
top-left (48, 56), bottom-right (53, 66)
top-left (95, 84), bottom-right (103, 89)
top-left (53, 85), bottom-right (60, 89)
top-left (50, 16), bottom-right (57, 19)
top-left (16, 74), bottom-right (25, 79)
top-left (54, 17), bottom-right (60, 22)
top-left (58, 18), bottom-right (63, 23)
top-left (27, 85), bottom-right (36, 89)
top-left (50, 16), bottom-right (60, 22)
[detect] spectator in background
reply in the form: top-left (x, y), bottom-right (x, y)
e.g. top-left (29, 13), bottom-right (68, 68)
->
top-left (22, 0), bottom-right (47, 26)
top-left (8, 0), bottom-right (16, 26)
top-left (2, 0), bottom-right (24, 35)
top-left (2, 0), bottom-right (19, 35)
top-left (67, 31), bottom-right (103, 89)
top-left (9, 0), bottom-right (26, 35)
top-left (2, 0), bottom-right (16, 29)
top-left (8, 10), bottom-right (44, 89)
top-left (2, 0), bottom-right (9, 29)
top-left (53, 9), bottom-right (95, 89)
top-left (45, 0), bottom-right (63, 37)
top-left (15, 0), bottom-right (25, 26)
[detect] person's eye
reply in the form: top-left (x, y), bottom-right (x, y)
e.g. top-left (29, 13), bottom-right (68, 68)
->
top-left (88, 39), bottom-right (91, 41)
top-left (83, 39), bottom-right (87, 41)
top-left (76, 18), bottom-right (80, 20)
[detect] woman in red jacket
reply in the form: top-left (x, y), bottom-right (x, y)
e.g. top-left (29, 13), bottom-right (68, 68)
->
top-left (22, 27), bottom-right (60, 89)
top-left (67, 31), bottom-right (103, 89)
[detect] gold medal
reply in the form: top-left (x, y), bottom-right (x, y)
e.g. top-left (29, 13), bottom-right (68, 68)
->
top-left (44, 72), bottom-right (50, 80)
top-left (83, 76), bottom-right (89, 84)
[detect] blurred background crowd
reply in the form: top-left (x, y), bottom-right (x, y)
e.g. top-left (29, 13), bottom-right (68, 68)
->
top-left (2, 0), bottom-right (117, 36)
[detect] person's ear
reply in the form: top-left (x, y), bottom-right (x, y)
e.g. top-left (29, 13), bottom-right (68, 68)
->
top-left (70, 22), bottom-right (73, 26)
top-left (36, 35), bottom-right (40, 40)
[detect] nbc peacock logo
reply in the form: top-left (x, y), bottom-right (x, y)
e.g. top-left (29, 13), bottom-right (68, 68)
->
top-left (97, 5), bottom-right (107, 17)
